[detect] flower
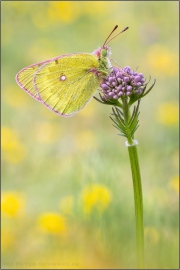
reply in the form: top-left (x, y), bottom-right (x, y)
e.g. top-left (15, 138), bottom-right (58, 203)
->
top-left (157, 102), bottom-right (178, 126)
top-left (1, 191), bottom-right (26, 217)
top-left (47, 2), bottom-right (80, 23)
top-left (81, 184), bottom-right (111, 214)
top-left (94, 66), bottom-right (155, 141)
top-left (100, 66), bottom-right (146, 100)
top-left (38, 212), bottom-right (67, 235)
top-left (146, 44), bottom-right (178, 77)
top-left (95, 66), bottom-right (155, 108)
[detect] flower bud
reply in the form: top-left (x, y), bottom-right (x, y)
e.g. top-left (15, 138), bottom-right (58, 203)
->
top-left (100, 66), bottom-right (146, 101)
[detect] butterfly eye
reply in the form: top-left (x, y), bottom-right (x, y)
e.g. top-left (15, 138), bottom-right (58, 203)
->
top-left (101, 49), bottom-right (107, 57)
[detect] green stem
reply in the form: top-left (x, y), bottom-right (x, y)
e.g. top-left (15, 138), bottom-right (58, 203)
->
top-left (123, 98), bottom-right (133, 145)
top-left (128, 144), bottom-right (145, 269)
top-left (116, 99), bottom-right (145, 268)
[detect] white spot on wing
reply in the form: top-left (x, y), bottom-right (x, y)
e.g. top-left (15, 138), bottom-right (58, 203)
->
top-left (60, 75), bottom-right (66, 81)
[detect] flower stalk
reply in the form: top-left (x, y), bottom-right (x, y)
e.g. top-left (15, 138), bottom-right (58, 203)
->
top-left (94, 65), bottom-right (156, 269)
top-left (128, 144), bottom-right (144, 269)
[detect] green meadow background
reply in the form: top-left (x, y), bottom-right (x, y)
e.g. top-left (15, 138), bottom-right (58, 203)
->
top-left (2, 1), bottom-right (179, 269)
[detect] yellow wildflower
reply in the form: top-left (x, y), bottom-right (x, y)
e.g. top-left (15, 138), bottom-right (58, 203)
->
top-left (47, 2), bottom-right (80, 23)
top-left (2, 127), bottom-right (27, 164)
top-left (146, 44), bottom-right (178, 76)
top-left (157, 103), bottom-right (178, 126)
top-left (59, 196), bottom-right (74, 215)
top-left (1, 191), bottom-right (26, 217)
top-left (81, 184), bottom-right (111, 213)
top-left (38, 212), bottom-right (67, 235)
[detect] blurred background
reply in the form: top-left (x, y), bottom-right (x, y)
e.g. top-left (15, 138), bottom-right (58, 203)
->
top-left (2, 1), bottom-right (179, 269)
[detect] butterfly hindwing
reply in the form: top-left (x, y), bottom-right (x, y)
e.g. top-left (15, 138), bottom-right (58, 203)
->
top-left (16, 55), bottom-right (72, 101)
top-left (16, 65), bottom-right (40, 101)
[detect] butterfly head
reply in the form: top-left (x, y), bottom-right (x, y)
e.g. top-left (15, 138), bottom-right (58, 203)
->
top-left (92, 46), bottom-right (111, 59)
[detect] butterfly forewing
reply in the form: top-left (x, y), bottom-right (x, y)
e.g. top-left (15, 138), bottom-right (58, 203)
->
top-left (34, 54), bottom-right (100, 116)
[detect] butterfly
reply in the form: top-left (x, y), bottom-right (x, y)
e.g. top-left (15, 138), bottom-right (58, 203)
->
top-left (15, 26), bottom-right (128, 117)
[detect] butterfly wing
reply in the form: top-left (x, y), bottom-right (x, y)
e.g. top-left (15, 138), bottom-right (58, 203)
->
top-left (16, 54), bottom-right (100, 116)
top-left (15, 54), bottom-right (70, 101)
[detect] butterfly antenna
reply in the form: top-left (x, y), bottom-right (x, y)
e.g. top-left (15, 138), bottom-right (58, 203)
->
top-left (103, 25), bottom-right (119, 47)
top-left (105, 26), bottom-right (129, 46)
